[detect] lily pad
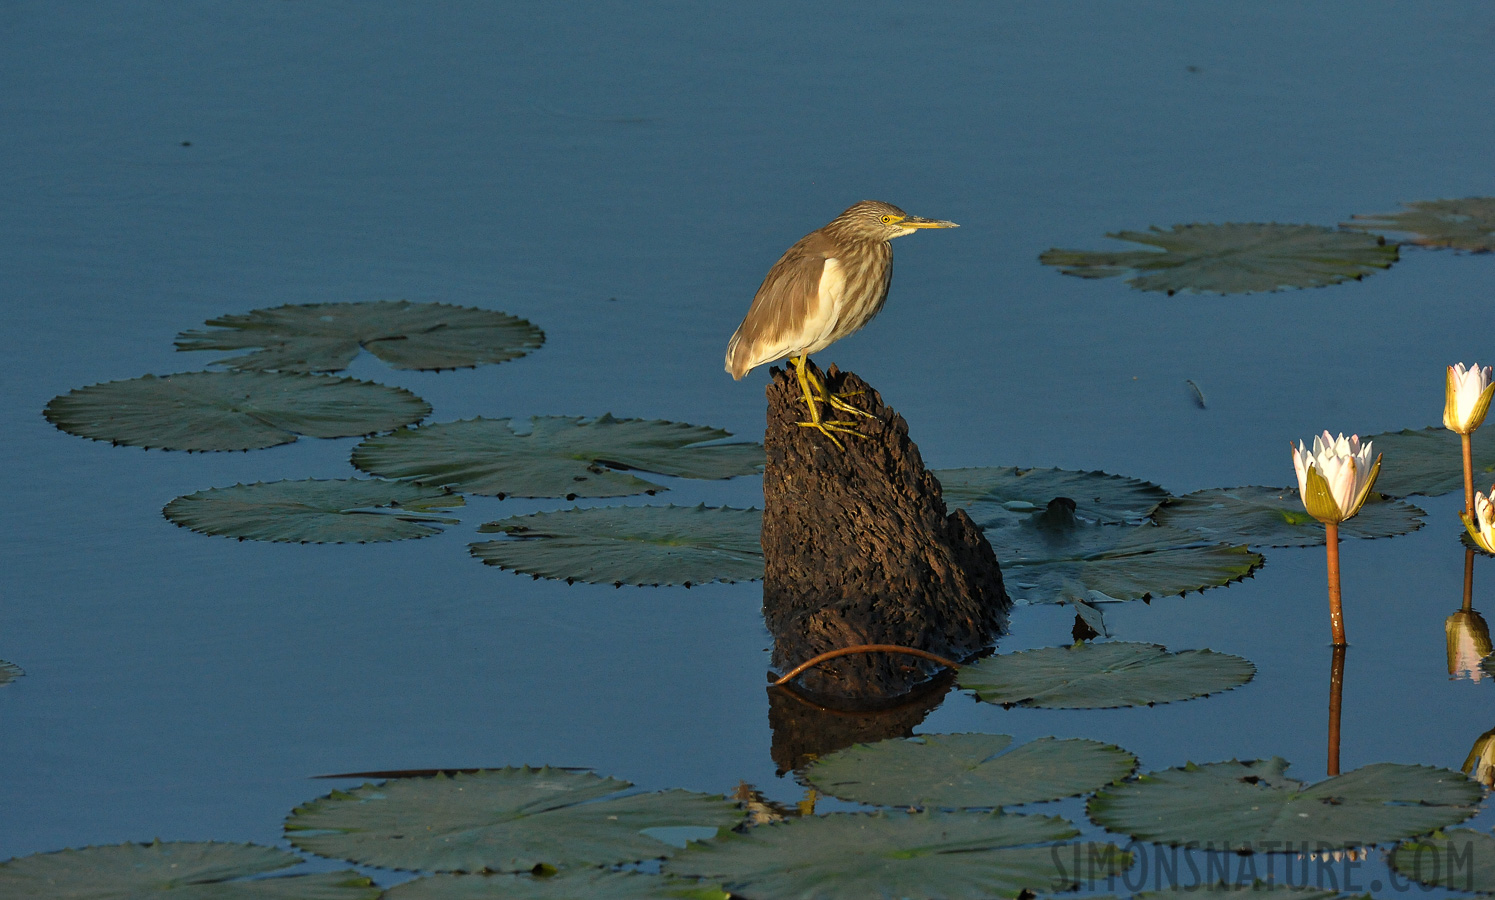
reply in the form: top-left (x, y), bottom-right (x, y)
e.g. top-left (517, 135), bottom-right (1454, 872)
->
top-left (176, 301), bottom-right (545, 372)
top-left (1088, 758), bottom-right (1481, 852)
top-left (985, 504), bottom-right (1262, 604)
top-left (1343, 198), bottom-right (1495, 252)
top-left (45, 371), bottom-right (430, 451)
top-left (0, 660), bottom-right (21, 686)
top-left (0, 841), bottom-right (378, 899)
top-left (472, 505), bottom-right (762, 586)
top-left (165, 479), bottom-right (463, 544)
top-left (352, 415), bottom-right (764, 498)
top-left (933, 466), bottom-right (1167, 528)
top-left (285, 767), bottom-right (743, 873)
top-left (385, 871), bottom-right (729, 900)
top-left (957, 642), bottom-right (1255, 709)
top-left (1040, 223), bottom-right (1396, 294)
top-left (1389, 829), bottom-right (1495, 893)
top-left (803, 733), bottom-right (1137, 808)
top-left (1362, 427), bottom-right (1495, 498)
top-left (665, 811), bottom-right (1132, 900)
top-left (1153, 486), bottom-right (1425, 548)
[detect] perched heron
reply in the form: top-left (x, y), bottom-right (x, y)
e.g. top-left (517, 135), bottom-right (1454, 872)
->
top-left (724, 200), bottom-right (958, 448)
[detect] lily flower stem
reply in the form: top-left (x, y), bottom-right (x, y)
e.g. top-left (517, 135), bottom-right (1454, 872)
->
top-left (1465, 432), bottom-right (1477, 520)
top-left (1466, 547), bottom-right (1477, 612)
top-left (1325, 521), bottom-right (1346, 646)
top-left (1327, 644), bottom-right (1346, 777)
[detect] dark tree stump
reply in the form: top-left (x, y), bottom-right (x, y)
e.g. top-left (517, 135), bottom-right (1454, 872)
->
top-left (762, 361), bottom-right (1010, 701)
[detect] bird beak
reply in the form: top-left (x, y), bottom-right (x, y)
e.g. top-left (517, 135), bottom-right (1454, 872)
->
top-left (901, 216), bottom-right (958, 229)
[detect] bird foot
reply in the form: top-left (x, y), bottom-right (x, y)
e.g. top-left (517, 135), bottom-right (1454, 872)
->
top-left (823, 392), bottom-right (874, 419)
top-left (796, 419), bottom-right (868, 450)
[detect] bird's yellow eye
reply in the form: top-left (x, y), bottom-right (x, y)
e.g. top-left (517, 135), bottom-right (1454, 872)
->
top-left (880, 214), bottom-right (898, 224)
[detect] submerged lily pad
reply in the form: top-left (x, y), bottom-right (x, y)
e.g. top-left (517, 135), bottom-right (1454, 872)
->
top-left (1137, 888), bottom-right (1348, 900)
top-left (353, 415), bottom-right (764, 498)
top-left (45, 371), bottom-right (430, 451)
top-left (1088, 758), bottom-right (1481, 852)
top-left (665, 811), bottom-right (1131, 900)
top-left (1344, 198), bottom-right (1495, 252)
top-left (1389, 829), bottom-right (1495, 892)
top-left (1153, 486), bottom-right (1425, 547)
top-left (803, 733), bottom-right (1136, 808)
top-left (1363, 427), bottom-right (1495, 498)
top-left (1040, 223), bottom-right (1396, 294)
top-left (985, 504), bottom-right (1261, 604)
top-left (0, 660), bottom-right (21, 686)
top-left (176, 301), bottom-right (545, 372)
top-left (386, 871), bottom-right (729, 900)
top-left (933, 466), bottom-right (1167, 528)
top-left (472, 505), bottom-right (762, 586)
top-left (286, 767), bottom-right (743, 873)
top-left (957, 642), bottom-right (1255, 709)
top-left (0, 841), bottom-right (377, 899)
top-left (165, 479), bottom-right (463, 544)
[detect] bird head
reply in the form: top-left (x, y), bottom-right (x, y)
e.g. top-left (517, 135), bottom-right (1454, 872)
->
top-left (833, 200), bottom-right (959, 241)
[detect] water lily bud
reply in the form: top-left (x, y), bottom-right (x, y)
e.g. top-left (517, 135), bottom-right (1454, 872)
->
top-left (1463, 490), bottom-right (1495, 554)
top-left (1447, 609), bottom-right (1493, 681)
top-left (1291, 431), bottom-right (1382, 524)
top-left (1445, 363), bottom-right (1495, 434)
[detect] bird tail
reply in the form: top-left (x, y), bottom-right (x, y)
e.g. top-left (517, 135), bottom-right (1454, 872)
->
top-left (724, 332), bottom-right (750, 380)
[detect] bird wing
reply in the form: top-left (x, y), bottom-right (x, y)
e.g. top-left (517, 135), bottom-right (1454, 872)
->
top-left (725, 232), bottom-right (838, 379)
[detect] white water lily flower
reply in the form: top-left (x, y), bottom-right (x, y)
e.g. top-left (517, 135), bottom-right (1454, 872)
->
top-left (1291, 431), bottom-right (1381, 524)
top-left (1445, 363), bottom-right (1495, 434)
top-left (1464, 490), bottom-right (1495, 554)
top-left (1447, 609), bottom-right (1493, 682)
top-left (1466, 728), bottom-right (1495, 787)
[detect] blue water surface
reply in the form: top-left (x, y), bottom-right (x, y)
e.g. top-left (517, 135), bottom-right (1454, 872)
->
top-left (4, 1), bottom-right (1495, 891)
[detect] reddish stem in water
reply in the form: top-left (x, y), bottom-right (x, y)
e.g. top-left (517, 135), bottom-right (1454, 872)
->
top-left (1326, 521), bottom-right (1345, 646)
top-left (1327, 644), bottom-right (1346, 777)
top-left (1465, 432), bottom-right (1476, 520)
top-left (1466, 546), bottom-right (1477, 612)
top-left (771, 644), bottom-right (961, 686)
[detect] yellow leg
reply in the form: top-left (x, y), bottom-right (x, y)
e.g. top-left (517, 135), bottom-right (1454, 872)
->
top-left (791, 356), bottom-right (865, 449)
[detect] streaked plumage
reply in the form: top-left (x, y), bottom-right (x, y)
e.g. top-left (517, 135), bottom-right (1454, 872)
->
top-left (725, 200), bottom-right (957, 380)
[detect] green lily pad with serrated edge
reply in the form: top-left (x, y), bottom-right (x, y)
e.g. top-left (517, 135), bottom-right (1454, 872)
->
top-left (957, 642), bottom-right (1255, 709)
top-left (1362, 427), bottom-right (1495, 498)
top-left (1153, 486), bottom-right (1425, 548)
top-left (352, 415), bottom-right (764, 498)
top-left (1088, 757), bottom-right (1482, 853)
top-left (44, 371), bottom-right (430, 451)
top-left (164, 479), bottom-right (463, 544)
top-left (176, 301), bottom-right (545, 373)
top-left (1389, 829), bottom-right (1495, 892)
top-left (0, 840), bottom-right (378, 899)
top-left (472, 504), bottom-right (762, 586)
top-left (803, 733), bottom-right (1136, 809)
top-left (933, 466), bottom-right (1167, 528)
top-left (285, 767), bottom-right (744, 874)
top-left (384, 871), bottom-right (730, 900)
top-left (0, 660), bottom-right (23, 686)
top-left (1343, 198), bottom-right (1495, 252)
top-left (664, 811), bottom-right (1131, 900)
top-left (1040, 223), bottom-right (1396, 295)
top-left (985, 505), bottom-right (1262, 604)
